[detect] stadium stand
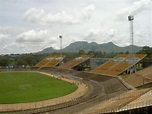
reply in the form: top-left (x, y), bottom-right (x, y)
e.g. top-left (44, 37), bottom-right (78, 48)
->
top-left (91, 54), bottom-right (146, 76)
top-left (123, 66), bottom-right (152, 87)
top-left (58, 54), bottom-right (93, 69)
top-left (34, 55), bottom-right (66, 68)
top-left (117, 89), bottom-right (152, 112)
top-left (88, 88), bottom-right (151, 114)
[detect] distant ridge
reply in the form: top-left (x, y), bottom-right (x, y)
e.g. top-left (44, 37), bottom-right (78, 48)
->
top-left (39, 47), bottom-right (55, 53)
top-left (38, 41), bottom-right (142, 53)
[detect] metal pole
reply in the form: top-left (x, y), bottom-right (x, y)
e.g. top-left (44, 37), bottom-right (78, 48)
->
top-left (130, 20), bottom-right (134, 55)
top-left (59, 35), bottom-right (62, 56)
top-left (128, 15), bottom-right (134, 55)
top-left (128, 15), bottom-right (135, 72)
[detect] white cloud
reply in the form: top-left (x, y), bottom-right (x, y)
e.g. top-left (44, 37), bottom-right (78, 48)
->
top-left (0, 33), bottom-right (9, 42)
top-left (0, 26), bottom-right (26, 35)
top-left (23, 4), bottom-right (95, 26)
top-left (41, 36), bottom-right (59, 49)
top-left (80, 4), bottom-right (96, 20)
top-left (132, 0), bottom-right (151, 14)
top-left (1, 42), bottom-right (25, 54)
top-left (0, 33), bottom-right (10, 43)
top-left (84, 29), bottom-right (103, 42)
top-left (83, 28), bottom-right (119, 43)
top-left (23, 8), bottom-right (80, 25)
top-left (82, 28), bottom-right (132, 46)
top-left (14, 29), bottom-right (61, 52)
top-left (116, 0), bottom-right (151, 20)
top-left (0, 0), bottom-right (151, 54)
top-left (23, 8), bottom-right (46, 23)
top-left (16, 29), bottom-right (48, 43)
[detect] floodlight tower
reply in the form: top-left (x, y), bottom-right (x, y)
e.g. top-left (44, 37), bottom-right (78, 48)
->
top-left (128, 15), bottom-right (135, 73)
top-left (128, 15), bottom-right (134, 55)
top-left (59, 35), bottom-right (62, 56)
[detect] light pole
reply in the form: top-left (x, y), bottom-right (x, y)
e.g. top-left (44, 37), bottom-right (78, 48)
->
top-left (59, 35), bottom-right (62, 56)
top-left (128, 15), bottom-right (135, 73)
top-left (128, 15), bottom-right (134, 55)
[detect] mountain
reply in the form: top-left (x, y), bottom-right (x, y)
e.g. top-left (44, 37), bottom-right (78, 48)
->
top-left (38, 47), bottom-right (55, 53)
top-left (38, 41), bottom-right (142, 53)
top-left (62, 41), bottom-right (98, 52)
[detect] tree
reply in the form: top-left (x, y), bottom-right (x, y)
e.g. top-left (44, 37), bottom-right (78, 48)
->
top-left (137, 46), bottom-right (152, 58)
top-left (78, 50), bottom-right (85, 55)
top-left (16, 54), bottom-right (37, 66)
top-left (137, 46), bottom-right (152, 67)
top-left (0, 56), bottom-right (10, 66)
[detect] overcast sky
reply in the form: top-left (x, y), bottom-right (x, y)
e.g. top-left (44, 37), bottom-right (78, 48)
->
top-left (0, 0), bottom-right (152, 54)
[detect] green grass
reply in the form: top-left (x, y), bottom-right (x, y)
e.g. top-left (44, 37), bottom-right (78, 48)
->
top-left (0, 71), bottom-right (78, 104)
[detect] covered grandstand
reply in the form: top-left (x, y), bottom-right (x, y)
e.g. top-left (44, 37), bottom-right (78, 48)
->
top-left (123, 66), bottom-right (152, 88)
top-left (91, 54), bottom-right (146, 76)
top-left (58, 54), bottom-right (93, 70)
top-left (34, 55), bottom-right (66, 68)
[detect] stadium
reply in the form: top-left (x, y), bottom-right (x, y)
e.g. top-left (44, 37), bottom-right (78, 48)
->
top-left (0, 52), bottom-right (152, 114)
top-left (0, 15), bottom-right (152, 113)
top-left (0, 1), bottom-right (152, 112)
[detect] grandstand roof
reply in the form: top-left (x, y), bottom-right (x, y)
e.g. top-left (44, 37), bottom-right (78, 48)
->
top-left (124, 66), bottom-right (152, 87)
top-left (34, 55), bottom-right (66, 68)
top-left (91, 54), bottom-right (146, 76)
top-left (58, 54), bottom-right (93, 69)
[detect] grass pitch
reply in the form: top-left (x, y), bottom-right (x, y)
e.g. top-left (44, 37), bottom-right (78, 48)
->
top-left (0, 71), bottom-right (78, 104)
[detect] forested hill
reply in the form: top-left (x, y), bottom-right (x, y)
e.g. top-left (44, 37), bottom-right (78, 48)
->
top-left (39, 41), bottom-right (142, 53)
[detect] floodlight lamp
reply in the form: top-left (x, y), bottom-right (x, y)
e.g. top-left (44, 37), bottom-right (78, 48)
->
top-left (59, 35), bottom-right (62, 38)
top-left (128, 15), bottom-right (134, 21)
